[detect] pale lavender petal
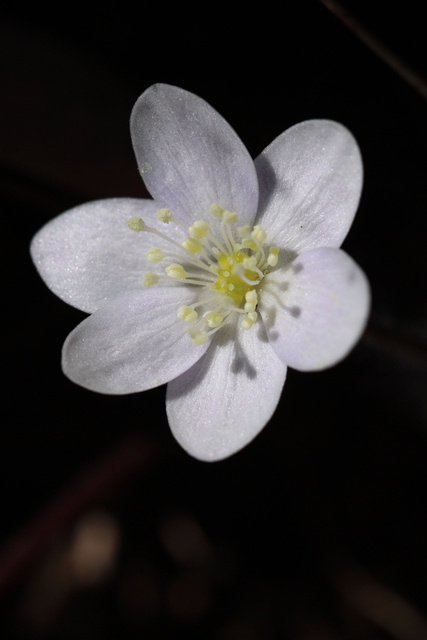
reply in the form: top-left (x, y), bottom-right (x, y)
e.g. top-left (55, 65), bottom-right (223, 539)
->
top-left (30, 198), bottom-right (186, 313)
top-left (62, 287), bottom-right (209, 394)
top-left (255, 120), bottom-right (363, 252)
top-left (259, 248), bottom-right (370, 371)
top-left (131, 84), bottom-right (258, 226)
top-left (166, 321), bottom-right (287, 461)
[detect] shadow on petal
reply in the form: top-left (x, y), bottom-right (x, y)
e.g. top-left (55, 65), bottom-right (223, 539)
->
top-left (167, 322), bottom-right (261, 402)
top-left (255, 154), bottom-right (278, 215)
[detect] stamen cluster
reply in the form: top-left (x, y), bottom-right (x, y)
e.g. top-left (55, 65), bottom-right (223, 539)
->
top-left (127, 204), bottom-right (279, 346)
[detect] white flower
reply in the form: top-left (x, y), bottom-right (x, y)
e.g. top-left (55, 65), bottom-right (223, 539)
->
top-left (31, 84), bottom-right (370, 461)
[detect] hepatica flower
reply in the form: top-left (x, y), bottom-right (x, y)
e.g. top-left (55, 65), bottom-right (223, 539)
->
top-left (31, 84), bottom-right (370, 461)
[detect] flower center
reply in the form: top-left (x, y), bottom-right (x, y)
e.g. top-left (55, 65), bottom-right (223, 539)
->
top-left (212, 249), bottom-right (258, 304)
top-left (127, 203), bottom-right (279, 346)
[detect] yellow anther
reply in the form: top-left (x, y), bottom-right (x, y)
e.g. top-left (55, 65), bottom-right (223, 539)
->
top-left (155, 208), bottom-right (172, 223)
top-left (129, 203), bottom-right (278, 346)
top-left (189, 220), bottom-right (209, 239)
top-left (244, 290), bottom-right (258, 313)
top-left (242, 256), bottom-right (257, 270)
top-left (241, 317), bottom-right (254, 330)
top-left (237, 224), bottom-right (252, 239)
top-left (222, 210), bottom-right (238, 224)
top-left (142, 271), bottom-right (159, 287)
top-left (209, 203), bottom-right (238, 224)
top-left (146, 247), bottom-right (165, 263)
top-left (177, 305), bottom-right (198, 323)
top-left (165, 263), bottom-right (188, 279)
top-left (251, 225), bottom-right (267, 243)
top-left (182, 236), bottom-right (203, 254)
top-left (267, 246), bottom-right (280, 266)
top-left (245, 290), bottom-right (258, 304)
top-left (210, 203), bottom-right (225, 218)
top-left (127, 217), bottom-right (146, 232)
top-left (218, 254), bottom-right (231, 270)
top-left (242, 237), bottom-right (257, 251)
top-left (205, 313), bottom-right (223, 328)
top-left (188, 327), bottom-right (208, 346)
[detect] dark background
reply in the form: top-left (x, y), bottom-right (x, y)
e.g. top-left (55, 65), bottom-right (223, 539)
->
top-left (1, 1), bottom-right (426, 638)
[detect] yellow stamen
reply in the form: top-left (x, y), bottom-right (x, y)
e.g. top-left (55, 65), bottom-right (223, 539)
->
top-left (188, 327), bottom-right (208, 346)
top-left (267, 246), bottom-right (280, 266)
top-left (189, 220), bottom-right (210, 239)
top-left (210, 203), bottom-right (225, 218)
top-left (205, 313), bottom-right (224, 328)
top-left (165, 263), bottom-right (188, 280)
top-left (251, 225), bottom-right (267, 243)
top-left (142, 271), bottom-right (159, 287)
top-left (155, 208), bottom-right (172, 223)
top-left (127, 217), bottom-right (146, 232)
top-left (146, 247), bottom-right (165, 263)
top-left (182, 237), bottom-right (203, 254)
top-left (177, 305), bottom-right (198, 323)
top-left (129, 201), bottom-right (280, 346)
top-left (241, 317), bottom-right (254, 330)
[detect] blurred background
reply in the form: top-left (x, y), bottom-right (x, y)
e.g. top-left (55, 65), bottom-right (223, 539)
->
top-left (1, 1), bottom-right (426, 638)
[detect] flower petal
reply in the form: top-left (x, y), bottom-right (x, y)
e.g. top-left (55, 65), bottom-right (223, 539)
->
top-left (62, 288), bottom-right (209, 394)
top-left (166, 321), bottom-right (287, 461)
top-left (30, 198), bottom-right (185, 313)
top-left (255, 120), bottom-right (363, 251)
top-left (259, 248), bottom-right (370, 371)
top-left (131, 84), bottom-right (258, 226)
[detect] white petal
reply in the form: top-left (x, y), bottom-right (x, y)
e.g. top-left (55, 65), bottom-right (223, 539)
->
top-left (166, 321), bottom-right (287, 461)
top-left (131, 84), bottom-right (258, 226)
top-left (259, 248), bottom-right (370, 371)
top-left (62, 288), bottom-right (209, 394)
top-left (30, 198), bottom-right (185, 313)
top-left (255, 120), bottom-right (363, 251)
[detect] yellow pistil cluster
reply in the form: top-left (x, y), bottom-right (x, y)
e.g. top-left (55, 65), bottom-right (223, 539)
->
top-left (126, 203), bottom-right (279, 346)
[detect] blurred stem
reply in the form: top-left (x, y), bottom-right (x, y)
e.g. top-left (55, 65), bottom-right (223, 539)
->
top-left (0, 434), bottom-right (155, 596)
top-left (320, 0), bottom-right (427, 99)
